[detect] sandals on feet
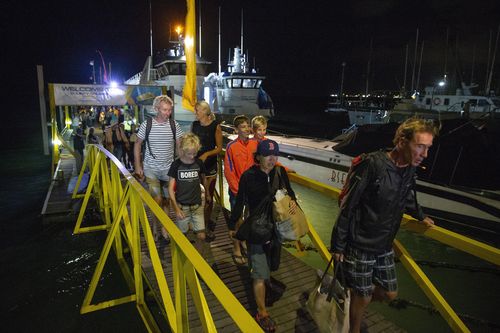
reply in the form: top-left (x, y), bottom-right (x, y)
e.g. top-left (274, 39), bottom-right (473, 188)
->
top-left (255, 313), bottom-right (276, 332)
top-left (232, 254), bottom-right (247, 266)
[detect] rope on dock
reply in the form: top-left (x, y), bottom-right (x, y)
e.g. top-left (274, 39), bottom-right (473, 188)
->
top-left (389, 298), bottom-right (500, 330)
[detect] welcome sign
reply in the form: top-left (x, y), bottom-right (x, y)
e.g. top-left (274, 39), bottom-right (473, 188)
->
top-left (53, 84), bottom-right (127, 106)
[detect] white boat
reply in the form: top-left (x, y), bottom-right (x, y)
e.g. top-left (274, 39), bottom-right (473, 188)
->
top-left (204, 47), bottom-right (274, 123)
top-left (223, 121), bottom-right (500, 246)
top-left (388, 83), bottom-right (500, 122)
top-left (125, 37), bottom-right (212, 130)
top-left (324, 95), bottom-right (389, 126)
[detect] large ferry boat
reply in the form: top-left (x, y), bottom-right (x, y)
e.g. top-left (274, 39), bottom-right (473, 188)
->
top-left (124, 34), bottom-right (211, 128)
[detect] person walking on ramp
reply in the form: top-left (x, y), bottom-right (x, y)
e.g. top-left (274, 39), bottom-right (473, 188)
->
top-left (330, 117), bottom-right (437, 333)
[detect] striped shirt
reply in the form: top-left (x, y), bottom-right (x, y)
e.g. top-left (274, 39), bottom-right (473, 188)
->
top-left (137, 117), bottom-right (184, 171)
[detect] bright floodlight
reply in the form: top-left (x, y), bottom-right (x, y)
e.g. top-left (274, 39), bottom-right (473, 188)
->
top-left (438, 80), bottom-right (446, 87)
top-left (175, 25), bottom-right (183, 35)
top-left (110, 81), bottom-right (118, 87)
top-left (184, 36), bottom-right (194, 49)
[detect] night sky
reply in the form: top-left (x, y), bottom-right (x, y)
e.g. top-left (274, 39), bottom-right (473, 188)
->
top-left (3, 0), bottom-right (500, 124)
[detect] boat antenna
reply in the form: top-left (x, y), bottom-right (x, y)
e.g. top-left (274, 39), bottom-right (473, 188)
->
top-left (240, 8), bottom-right (244, 55)
top-left (416, 40), bottom-right (424, 92)
top-left (198, 0), bottom-right (202, 57)
top-left (149, 0), bottom-right (153, 58)
top-left (218, 6), bottom-right (221, 74)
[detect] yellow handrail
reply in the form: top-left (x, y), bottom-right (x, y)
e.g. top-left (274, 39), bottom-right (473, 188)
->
top-left (288, 171), bottom-right (498, 333)
top-left (73, 144), bottom-right (263, 333)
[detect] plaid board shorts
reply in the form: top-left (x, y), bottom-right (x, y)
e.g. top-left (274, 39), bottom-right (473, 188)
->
top-left (343, 246), bottom-right (397, 297)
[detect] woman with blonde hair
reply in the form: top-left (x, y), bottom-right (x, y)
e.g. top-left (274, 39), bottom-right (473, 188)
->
top-left (191, 101), bottom-right (223, 241)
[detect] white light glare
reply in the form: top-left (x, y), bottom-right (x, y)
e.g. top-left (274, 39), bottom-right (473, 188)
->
top-left (52, 138), bottom-right (62, 145)
top-left (185, 36), bottom-right (194, 49)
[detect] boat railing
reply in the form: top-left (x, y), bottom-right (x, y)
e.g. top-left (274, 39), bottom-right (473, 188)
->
top-left (70, 144), bottom-right (264, 332)
top-left (223, 125), bottom-right (342, 154)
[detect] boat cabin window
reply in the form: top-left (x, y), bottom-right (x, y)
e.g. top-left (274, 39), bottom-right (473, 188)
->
top-left (233, 79), bottom-right (242, 88)
top-left (256, 80), bottom-right (262, 88)
top-left (492, 99), bottom-right (500, 107)
top-left (243, 79), bottom-right (257, 88)
top-left (425, 98), bottom-right (431, 105)
top-left (469, 99), bottom-right (478, 106)
top-left (444, 98), bottom-right (450, 105)
top-left (224, 79), bottom-right (232, 88)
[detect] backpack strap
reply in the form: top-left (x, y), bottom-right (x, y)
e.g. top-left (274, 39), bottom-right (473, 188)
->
top-left (145, 117), bottom-right (155, 159)
top-left (269, 166), bottom-right (284, 196)
top-left (169, 117), bottom-right (177, 158)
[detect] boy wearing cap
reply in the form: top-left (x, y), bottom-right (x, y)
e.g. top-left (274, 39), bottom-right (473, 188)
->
top-left (229, 139), bottom-right (298, 331)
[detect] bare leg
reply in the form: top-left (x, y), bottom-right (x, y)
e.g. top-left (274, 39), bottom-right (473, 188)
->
top-left (204, 176), bottom-right (216, 226)
top-left (152, 195), bottom-right (163, 241)
top-left (349, 292), bottom-right (371, 333)
top-left (254, 279), bottom-right (268, 316)
top-left (372, 285), bottom-right (397, 302)
top-left (160, 197), bottom-right (170, 239)
top-left (195, 231), bottom-right (206, 256)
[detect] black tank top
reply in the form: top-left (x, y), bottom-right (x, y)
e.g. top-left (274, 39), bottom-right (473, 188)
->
top-left (192, 120), bottom-right (219, 171)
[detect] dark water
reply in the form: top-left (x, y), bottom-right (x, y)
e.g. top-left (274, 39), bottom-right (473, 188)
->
top-left (0, 119), bottom-right (147, 331)
top-left (269, 95), bottom-right (351, 139)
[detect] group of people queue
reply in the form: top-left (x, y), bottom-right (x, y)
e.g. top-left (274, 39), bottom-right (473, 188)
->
top-left (73, 94), bottom-right (439, 333)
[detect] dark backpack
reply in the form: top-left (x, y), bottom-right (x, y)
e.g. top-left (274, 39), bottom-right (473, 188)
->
top-left (143, 116), bottom-right (177, 159)
top-left (338, 151), bottom-right (385, 208)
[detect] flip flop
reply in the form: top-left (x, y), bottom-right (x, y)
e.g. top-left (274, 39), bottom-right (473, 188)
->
top-left (232, 254), bottom-right (247, 266)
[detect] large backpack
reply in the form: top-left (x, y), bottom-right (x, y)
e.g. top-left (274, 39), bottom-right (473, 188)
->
top-left (143, 116), bottom-right (177, 159)
top-left (338, 154), bottom-right (367, 207)
top-left (338, 151), bottom-right (385, 208)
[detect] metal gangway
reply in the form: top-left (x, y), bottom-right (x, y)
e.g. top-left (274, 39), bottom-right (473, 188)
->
top-left (43, 136), bottom-right (498, 333)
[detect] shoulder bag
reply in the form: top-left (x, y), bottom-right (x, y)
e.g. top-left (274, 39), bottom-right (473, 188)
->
top-left (306, 257), bottom-right (350, 333)
top-left (272, 167), bottom-right (309, 242)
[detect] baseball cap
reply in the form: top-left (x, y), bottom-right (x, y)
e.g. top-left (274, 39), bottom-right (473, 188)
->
top-left (257, 139), bottom-right (279, 156)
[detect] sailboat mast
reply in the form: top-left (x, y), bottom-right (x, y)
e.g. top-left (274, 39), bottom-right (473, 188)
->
top-left (416, 40), bottom-right (424, 92)
top-left (149, 0), bottom-right (153, 57)
top-left (410, 28), bottom-right (419, 93)
top-left (443, 26), bottom-right (449, 79)
top-left (365, 38), bottom-right (372, 96)
top-left (486, 24), bottom-right (500, 94)
top-left (403, 44), bottom-right (408, 95)
top-left (218, 6), bottom-right (221, 74)
top-left (198, 0), bottom-right (202, 57)
top-left (485, 29), bottom-right (492, 92)
top-left (471, 44), bottom-right (476, 85)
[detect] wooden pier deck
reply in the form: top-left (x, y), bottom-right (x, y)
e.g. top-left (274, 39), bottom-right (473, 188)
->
top-left (141, 204), bottom-right (406, 332)
top-left (42, 151), bottom-right (406, 332)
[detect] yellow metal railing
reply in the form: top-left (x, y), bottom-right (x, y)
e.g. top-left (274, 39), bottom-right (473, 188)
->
top-left (72, 144), bottom-right (263, 333)
top-left (287, 172), bottom-right (500, 333)
top-left (63, 142), bottom-right (499, 333)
